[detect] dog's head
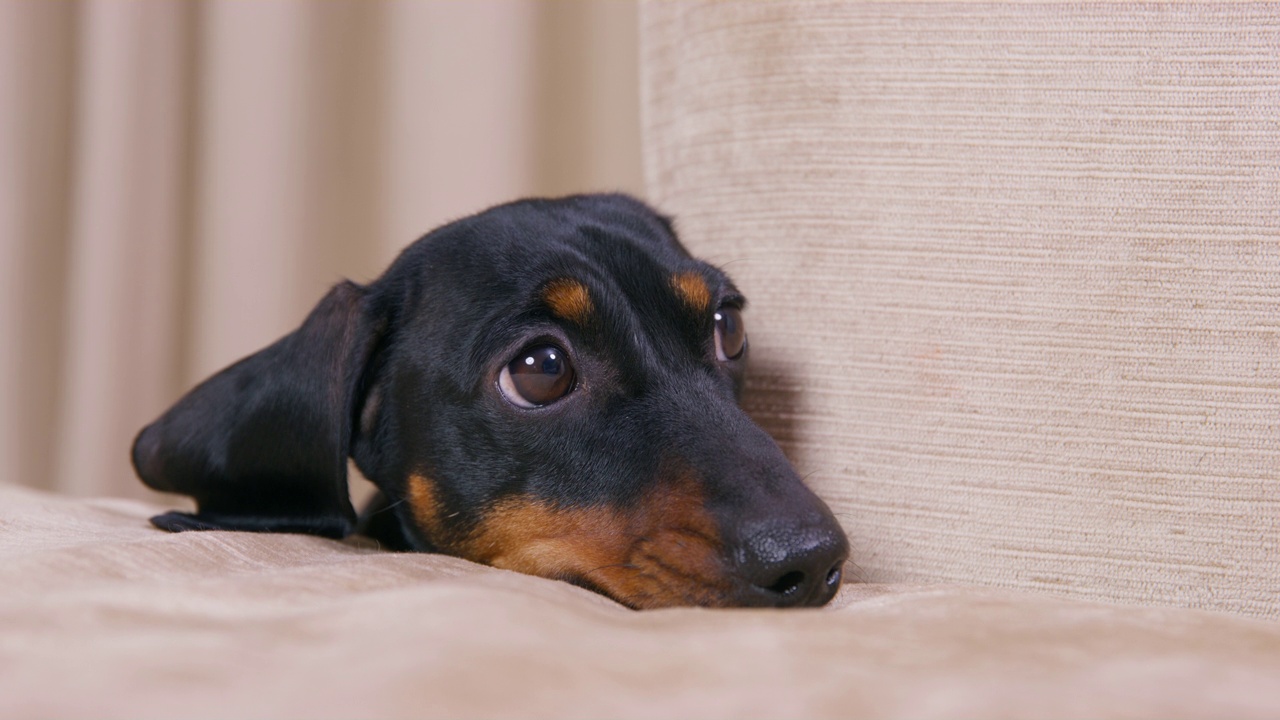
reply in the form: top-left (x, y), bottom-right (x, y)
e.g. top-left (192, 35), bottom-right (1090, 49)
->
top-left (133, 194), bottom-right (848, 609)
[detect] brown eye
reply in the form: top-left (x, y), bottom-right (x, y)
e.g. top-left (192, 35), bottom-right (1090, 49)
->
top-left (714, 306), bottom-right (746, 361)
top-left (499, 345), bottom-right (575, 408)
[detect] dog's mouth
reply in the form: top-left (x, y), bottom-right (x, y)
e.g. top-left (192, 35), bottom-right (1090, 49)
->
top-left (405, 473), bottom-right (848, 609)
top-left (476, 499), bottom-right (736, 610)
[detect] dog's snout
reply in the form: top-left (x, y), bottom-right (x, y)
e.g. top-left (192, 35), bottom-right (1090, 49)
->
top-left (735, 520), bottom-right (849, 608)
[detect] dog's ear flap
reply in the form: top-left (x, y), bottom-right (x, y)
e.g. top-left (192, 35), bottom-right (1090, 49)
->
top-left (132, 281), bottom-right (380, 539)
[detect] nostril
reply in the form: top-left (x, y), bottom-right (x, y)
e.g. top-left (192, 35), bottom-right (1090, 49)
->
top-left (736, 519), bottom-right (850, 607)
top-left (766, 571), bottom-right (806, 597)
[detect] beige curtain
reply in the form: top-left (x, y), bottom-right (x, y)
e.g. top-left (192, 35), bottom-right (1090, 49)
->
top-left (0, 0), bottom-right (642, 500)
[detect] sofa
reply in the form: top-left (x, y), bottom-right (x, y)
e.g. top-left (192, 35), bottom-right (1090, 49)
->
top-left (3, 3), bottom-right (1278, 718)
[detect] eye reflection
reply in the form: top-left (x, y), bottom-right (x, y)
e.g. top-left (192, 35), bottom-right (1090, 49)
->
top-left (714, 306), bottom-right (746, 361)
top-left (499, 345), bottom-right (575, 408)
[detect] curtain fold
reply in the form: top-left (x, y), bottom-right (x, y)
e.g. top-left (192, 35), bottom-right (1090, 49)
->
top-left (0, 0), bottom-right (642, 499)
top-left (1, 2), bottom-right (78, 497)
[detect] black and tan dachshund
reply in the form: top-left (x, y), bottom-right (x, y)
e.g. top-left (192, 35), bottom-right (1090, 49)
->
top-left (132, 194), bottom-right (849, 609)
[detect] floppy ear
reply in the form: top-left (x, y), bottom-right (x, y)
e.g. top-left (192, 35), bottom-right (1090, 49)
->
top-left (132, 281), bottom-right (381, 539)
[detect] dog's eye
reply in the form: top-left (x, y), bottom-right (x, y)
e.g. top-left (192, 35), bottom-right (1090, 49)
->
top-left (499, 345), bottom-right (575, 408)
top-left (714, 306), bottom-right (746, 361)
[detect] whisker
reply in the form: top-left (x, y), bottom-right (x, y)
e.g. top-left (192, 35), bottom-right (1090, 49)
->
top-left (636, 550), bottom-right (724, 588)
top-left (367, 497), bottom-right (407, 516)
top-left (581, 561), bottom-right (640, 577)
top-left (839, 557), bottom-right (869, 583)
top-left (663, 524), bottom-right (720, 546)
top-left (669, 577), bottom-right (705, 607)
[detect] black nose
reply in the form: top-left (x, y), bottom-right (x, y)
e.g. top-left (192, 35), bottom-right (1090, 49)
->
top-left (736, 520), bottom-right (850, 608)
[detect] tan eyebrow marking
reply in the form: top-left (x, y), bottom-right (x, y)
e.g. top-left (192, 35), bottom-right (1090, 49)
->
top-left (671, 272), bottom-right (711, 313)
top-left (542, 278), bottom-right (594, 324)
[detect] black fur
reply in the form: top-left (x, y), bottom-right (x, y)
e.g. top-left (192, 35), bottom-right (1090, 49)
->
top-left (133, 194), bottom-right (849, 608)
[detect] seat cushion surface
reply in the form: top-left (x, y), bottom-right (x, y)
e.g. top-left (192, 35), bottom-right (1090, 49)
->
top-left (3, 483), bottom-right (1279, 719)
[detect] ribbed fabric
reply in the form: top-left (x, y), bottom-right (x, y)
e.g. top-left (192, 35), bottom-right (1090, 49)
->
top-left (641, 3), bottom-right (1280, 618)
top-left (5, 483), bottom-right (1280, 718)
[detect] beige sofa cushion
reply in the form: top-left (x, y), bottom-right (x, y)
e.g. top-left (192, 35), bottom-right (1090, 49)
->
top-left (3, 483), bottom-right (1280, 718)
top-left (640, 2), bottom-right (1280, 619)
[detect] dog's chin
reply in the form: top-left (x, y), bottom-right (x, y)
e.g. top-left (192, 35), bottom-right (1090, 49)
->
top-left (546, 571), bottom-right (729, 610)
top-left (582, 570), bottom-right (741, 611)
top-left (554, 569), bottom-right (842, 610)
top-left (477, 544), bottom-right (737, 611)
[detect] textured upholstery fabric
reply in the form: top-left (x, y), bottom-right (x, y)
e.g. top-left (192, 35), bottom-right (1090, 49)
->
top-left (640, 2), bottom-right (1280, 619)
top-left (4, 482), bottom-right (1280, 719)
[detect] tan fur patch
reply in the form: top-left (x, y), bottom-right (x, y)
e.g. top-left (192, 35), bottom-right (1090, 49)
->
top-left (407, 474), bottom-right (444, 544)
top-left (671, 272), bottom-right (711, 313)
top-left (542, 278), bottom-right (594, 324)
top-left (461, 473), bottom-right (730, 609)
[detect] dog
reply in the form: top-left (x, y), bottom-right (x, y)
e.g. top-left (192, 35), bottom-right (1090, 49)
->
top-left (132, 194), bottom-right (849, 609)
